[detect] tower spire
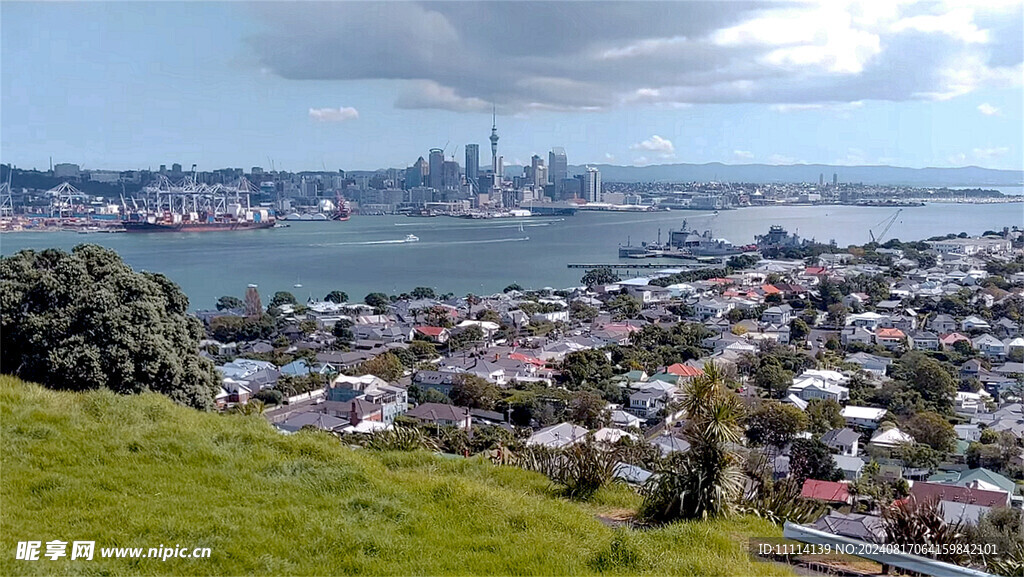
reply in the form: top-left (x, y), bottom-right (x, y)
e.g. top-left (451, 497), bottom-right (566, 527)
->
top-left (489, 104), bottom-right (500, 176)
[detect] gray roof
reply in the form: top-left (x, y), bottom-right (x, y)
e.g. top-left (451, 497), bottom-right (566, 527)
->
top-left (821, 428), bottom-right (860, 447)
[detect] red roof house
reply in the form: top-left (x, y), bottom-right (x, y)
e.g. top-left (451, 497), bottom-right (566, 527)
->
top-left (909, 482), bottom-right (1009, 509)
top-left (666, 363), bottom-right (704, 378)
top-left (801, 479), bottom-right (851, 504)
top-left (412, 326), bottom-right (451, 343)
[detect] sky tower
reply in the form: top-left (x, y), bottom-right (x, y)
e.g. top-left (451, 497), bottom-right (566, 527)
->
top-left (489, 106), bottom-right (500, 177)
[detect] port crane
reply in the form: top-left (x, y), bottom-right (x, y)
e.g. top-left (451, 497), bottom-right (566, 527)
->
top-left (869, 208), bottom-right (902, 244)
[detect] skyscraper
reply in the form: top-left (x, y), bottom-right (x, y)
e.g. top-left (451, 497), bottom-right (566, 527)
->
top-left (489, 108), bottom-right (500, 176)
top-left (549, 147), bottom-right (567, 197)
top-left (405, 157), bottom-right (428, 189)
top-left (530, 155), bottom-right (545, 185)
top-left (832, 173), bottom-right (838, 187)
top-left (581, 166), bottom-right (601, 202)
top-left (465, 144), bottom-right (479, 184)
top-left (428, 148), bottom-right (444, 190)
top-left (442, 159), bottom-right (460, 191)
top-left (819, 173), bottom-right (824, 186)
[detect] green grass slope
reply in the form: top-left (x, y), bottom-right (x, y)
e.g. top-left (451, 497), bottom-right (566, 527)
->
top-left (1, 376), bottom-right (792, 576)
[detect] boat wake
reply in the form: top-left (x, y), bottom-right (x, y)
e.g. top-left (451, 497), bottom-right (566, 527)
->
top-left (310, 236), bottom-right (530, 248)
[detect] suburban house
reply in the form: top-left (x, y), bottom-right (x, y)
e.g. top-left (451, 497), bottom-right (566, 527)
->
top-left (404, 402), bottom-right (472, 429)
top-left (844, 352), bottom-right (892, 377)
top-left (961, 316), bottom-right (992, 332)
top-left (629, 390), bottom-right (668, 419)
top-left (874, 327), bottom-right (906, 350)
top-left (909, 482), bottom-right (1010, 525)
top-left (761, 304), bottom-right (793, 325)
top-left (411, 326), bottom-right (451, 344)
top-left (929, 314), bottom-right (957, 334)
top-left (411, 370), bottom-right (460, 397)
top-left (841, 406), bottom-right (888, 429)
top-left (821, 428), bottom-right (860, 456)
top-left (868, 427), bottom-right (914, 450)
top-left (973, 334), bottom-right (1007, 358)
top-left (527, 422), bottom-right (588, 448)
top-left (787, 370), bottom-right (850, 403)
top-left (695, 299), bottom-right (735, 319)
top-left (834, 455), bottom-right (866, 481)
top-left (800, 479), bottom-right (852, 505)
top-left (907, 330), bottom-right (940, 351)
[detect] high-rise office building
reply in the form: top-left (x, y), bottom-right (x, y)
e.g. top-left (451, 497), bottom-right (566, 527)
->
top-left (548, 147), bottom-right (567, 197)
top-left (405, 157), bottom-right (428, 189)
top-left (529, 155), bottom-right (545, 185)
top-left (819, 173), bottom-right (824, 186)
top-left (832, 173), bottom-right (838, 187)
top-left (465, 144), bottom-right (479, 183)
top-left (428, 148), bottom-right (444, 190)
top-left (581, 166), bottom-right (601, 202)
top-left (442, 160), bottom-right (460, 191)
top-left (171, 163), bottom-right (182, 174)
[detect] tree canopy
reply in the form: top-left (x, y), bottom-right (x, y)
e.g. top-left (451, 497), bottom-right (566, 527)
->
top-left (269, 291), bottom-right (297, 308)
top-left (0, 245), bottom-right (219, 409)
top-left (744, 401), bottom-right (807, 449)
top-left (325, 291), bottom-right (348, 303)
top-left (216, 296), bottom-right (243, 311)
top-left (580, 267), bottom-right (621, 287)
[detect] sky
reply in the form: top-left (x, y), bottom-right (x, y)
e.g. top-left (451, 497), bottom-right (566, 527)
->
top-left (2, 1), bottom-right (1022, 172)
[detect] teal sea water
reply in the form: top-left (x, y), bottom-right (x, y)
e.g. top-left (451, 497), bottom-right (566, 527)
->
top-left (2, 202), bottom-right (1022, 309)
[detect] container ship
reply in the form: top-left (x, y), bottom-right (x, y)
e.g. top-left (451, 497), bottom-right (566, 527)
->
top-left (123, 205), bottom-right (274, 233)
top-left (121, 176), bottom-right (275, 233)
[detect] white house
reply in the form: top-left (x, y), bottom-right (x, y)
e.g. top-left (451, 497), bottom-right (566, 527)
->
top-left (527, 422), bottom-right (588, 448)
top-left (868, 427), bottom-right (914, 450)
top-left (841, 406), bottom-right (888, 429)
top-left (787, 369), bottom-right (850, 403)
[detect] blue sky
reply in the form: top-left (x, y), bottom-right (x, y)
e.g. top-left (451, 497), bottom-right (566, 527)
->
top-left (2, 1), bottom-right (1022, 172)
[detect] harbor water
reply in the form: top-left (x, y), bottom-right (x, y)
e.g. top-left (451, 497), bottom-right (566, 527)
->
top-left (1, 202), bottom-right (1022, 309)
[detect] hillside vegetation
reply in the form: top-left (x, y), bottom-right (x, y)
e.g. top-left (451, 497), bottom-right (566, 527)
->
top-left (0, 376), bottom-right (791, 576)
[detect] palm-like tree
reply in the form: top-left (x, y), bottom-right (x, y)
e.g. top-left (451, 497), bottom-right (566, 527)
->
top-left (641, 361), bottom-right (746, 521)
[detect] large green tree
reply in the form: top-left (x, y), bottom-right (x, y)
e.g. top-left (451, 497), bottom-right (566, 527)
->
top-left (805, 399), bottom-right (846, 434)
top-left (324, 290), bottom-right (348, 304)
top-left (449, 374), bottom-right (500, 410)
top-left (581, 267), bottom-right (621, 287)
top-left (903, 411), bottom-right (956, 452)
top-left (745, 401), bottom-right (807, 449)
top-left (216, 295), bottom-right (243, 311)
top-left (789, 438), bottom-right (842, 484)
top-left (0, 245), bottom-right (219, 409)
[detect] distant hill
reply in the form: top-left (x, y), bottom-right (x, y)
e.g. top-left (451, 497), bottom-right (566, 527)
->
top-left (0, 377), bottom-right (790, 576)
top-left (554, 163), bottom-right (1022, 186)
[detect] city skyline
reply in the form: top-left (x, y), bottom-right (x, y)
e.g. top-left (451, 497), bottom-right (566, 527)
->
top-left (2, 1), bottom-right (1022, 172)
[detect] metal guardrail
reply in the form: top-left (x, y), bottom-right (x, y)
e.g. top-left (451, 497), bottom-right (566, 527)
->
top-left (782, 522), bottom-right (994, 577)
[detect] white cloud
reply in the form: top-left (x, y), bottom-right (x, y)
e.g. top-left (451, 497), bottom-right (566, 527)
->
top-left (973, 146), bottom-right (1009, 159)
top-left (977, 102), bottom-right (1000, 115)
top-left (630, 135), bottom-right (675, 159)
top-left (604, 153), bottom-right (616, 162)
top-left (308, 106), bottom-right (359, 122)
top-left (733, 150), bottom-right (754, 160)
top-left (633, 156), bottom-right (650, 166)
top-left (771, 101), bottom-right (865, 113)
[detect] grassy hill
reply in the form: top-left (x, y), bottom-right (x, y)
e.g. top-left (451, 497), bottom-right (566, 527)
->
top-left (1, 376), bottom-right (792, 576)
